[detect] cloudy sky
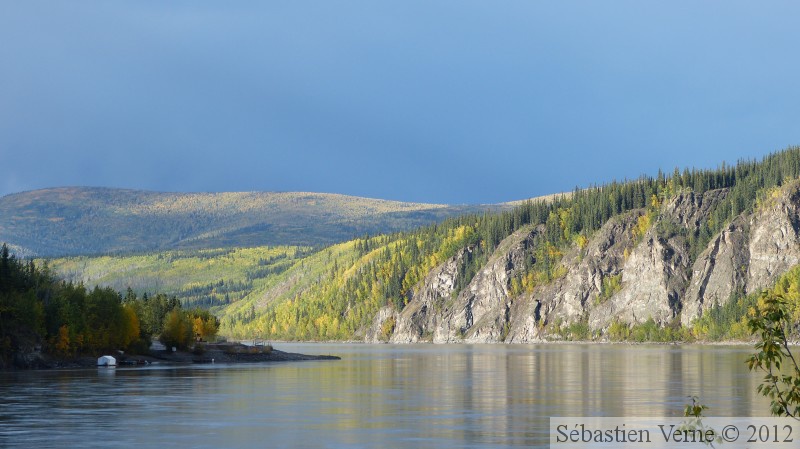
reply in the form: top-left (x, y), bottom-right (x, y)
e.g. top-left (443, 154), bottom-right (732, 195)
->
top-left (1, 1), bottom-right (799, 203)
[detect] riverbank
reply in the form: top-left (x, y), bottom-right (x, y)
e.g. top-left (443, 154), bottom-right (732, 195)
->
top-left (6, 338), bottom-right (772, 370)
top-left (260, 338), bottom-right (761, 346)
top-left (3, 346), bottom-right (340, 370)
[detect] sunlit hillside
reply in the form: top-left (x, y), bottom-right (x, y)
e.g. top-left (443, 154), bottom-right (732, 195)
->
top-left (0, 187), bottom-right (502, 256)
top-left (45, 147), bottom-right (800, 344)
top-left (49, 246), bottom-right (308, 310)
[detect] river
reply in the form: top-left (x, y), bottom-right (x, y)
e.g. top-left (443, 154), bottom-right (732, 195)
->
top-left (0, 344), bottom-right (771, 448)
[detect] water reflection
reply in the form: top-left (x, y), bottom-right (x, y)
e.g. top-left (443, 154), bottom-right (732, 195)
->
top-left (0, 344), bottom-right (771, 448)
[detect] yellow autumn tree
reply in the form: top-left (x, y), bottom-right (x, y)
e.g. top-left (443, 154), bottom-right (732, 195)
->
top-left (192, 314), bottom-right (218, 342)
top-left (160, 309), bottom-right (193, 350)
top-left (119, 304), bottom-right (141, 349)
top-left (54, 325), bottom-right (71, 356)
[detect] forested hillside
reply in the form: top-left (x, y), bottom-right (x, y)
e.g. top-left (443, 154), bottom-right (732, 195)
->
top-left (0, 244), bottom-right (217, 368)
top-left (223, 147), bottom-right (800, 341)
top-left (0, 188), bottom-right (503, 257)
top-left (50, 246), bottom-right (311, 310)
top-left (43, 147), bottom-right (800, 343)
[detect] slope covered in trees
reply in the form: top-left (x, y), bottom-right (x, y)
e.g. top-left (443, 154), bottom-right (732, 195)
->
top-left (49, 246), bottom-right (310, 310)
top-left (36, 147), bottom-right (800, 343)
top-left (220, 147), bottom-right (800, 340)
top-left (0, 244), bottom-right (217, 368)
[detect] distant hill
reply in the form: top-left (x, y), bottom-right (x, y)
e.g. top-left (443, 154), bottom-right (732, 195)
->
top-left (0, 187), bottom-right (506, 256)
top-left (45, 147), bottom-right (800, 344)
top-left (43, 147), bottom-right (800, 343)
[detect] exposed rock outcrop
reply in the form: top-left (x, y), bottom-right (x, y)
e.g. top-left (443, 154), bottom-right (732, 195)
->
top-left (589, 226), bottom-right (689, 328)
top-left (390, 226), bottom-right (539, 343)
top-left (442, 226), bottom-right (538, 343)
top-left (747, 186), bottom-right (800, 290)
top-left (508, 211), bottom-right (640, 342)
top-left (663, 189), bottom-right (728, 232)
top-left (682, 184), bottom-right (800, 325)
top-left (364, 307), bottom-right (398, 343)
top-left (371, 184), bottom-right (800, 343)
top-left (682, 217), bottom-right (749, 325)
top-left (389, 246), bottom-right (474, 343)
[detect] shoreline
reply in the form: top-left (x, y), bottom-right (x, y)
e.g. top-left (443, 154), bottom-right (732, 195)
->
top-left (3, 347), bottom-right (340, 371)
top-left (256, 339), bottom-right (761, 346)
top-left (5, 339), bottom-right (775, 371)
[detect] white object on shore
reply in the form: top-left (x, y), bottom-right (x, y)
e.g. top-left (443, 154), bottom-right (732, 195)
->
top-left (97, 355), bottom-right (117, 367)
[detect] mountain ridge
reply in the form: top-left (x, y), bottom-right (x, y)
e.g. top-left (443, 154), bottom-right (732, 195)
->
top-left (26, 147), bottom-right (800, 344)
top-left (0, 186), bottom-right (519, 257)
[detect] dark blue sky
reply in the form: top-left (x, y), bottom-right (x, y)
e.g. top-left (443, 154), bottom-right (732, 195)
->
top-left (1, 1), bottom-right (799, 204)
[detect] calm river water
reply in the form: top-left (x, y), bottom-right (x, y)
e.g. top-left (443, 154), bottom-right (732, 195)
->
top-left (0, 344), bottom-right (771, 448)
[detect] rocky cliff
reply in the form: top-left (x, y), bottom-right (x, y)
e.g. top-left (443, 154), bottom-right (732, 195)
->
top-left (683, 186), bottom-right (800, 325)
top-left (370, 184), bottom-right (800, 342)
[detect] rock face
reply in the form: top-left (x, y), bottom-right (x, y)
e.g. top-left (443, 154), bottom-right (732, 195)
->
top-left (663, 189), bottom-right (728, 231)
top-left (747, 187), bottom-right (800, 290)
top-left (439, 226), bottom-right (538, 344)
top-left (369, 184), bottom-right (800, 342)
top-left (508, 212), bottom-right (640, 342)
top-left (589, 226), bottom-right (689, 328)
top-left (682, 185), bottom-right (800, 325)
top-left (682, 217), bottom-right (749, 325)
top-left (388, 246), bottom-right (474, 343)
top-left (389, 226), bottom-right (539, 343)
top-left (364, 306), bottom-right (398, 343)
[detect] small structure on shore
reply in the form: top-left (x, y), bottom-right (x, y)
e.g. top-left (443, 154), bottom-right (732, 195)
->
top-left (97, 355), bottom-right (117, 367)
